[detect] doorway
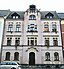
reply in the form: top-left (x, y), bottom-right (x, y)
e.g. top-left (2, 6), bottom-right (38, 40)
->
top-left (29, 52), bottom-right (35, 65)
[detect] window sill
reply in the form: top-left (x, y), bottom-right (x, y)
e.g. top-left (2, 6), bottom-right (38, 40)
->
top-left (7, 45), bottom-right (11, 46)
top-left (45, 60), bottom-right (51, 61)
top-left (43, 31), bottom-right (50, 32)
top-left (27, 31), bottom-right (38, 32)
top-left (54, 60), bottom-right (59, 61)
top-left (51, 31), bottom-right (58, 33)
top-left (29, 19), bottom-right (36, 20)
top-left (7, 31), bottom-right (13, 33)
top-left (13, 59), bottom-right (19, 61)
top-left (15, 31), bottom-right (21, 32)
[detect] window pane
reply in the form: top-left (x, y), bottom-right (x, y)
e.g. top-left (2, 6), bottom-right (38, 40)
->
top-left (8, 24), bottom-right (13, 31)
top-left (44, 23), bottom-right (49, 32)
top-left (16, 24), bottom-right (20, 32)
top-left (35, 40), bottom-right (37, 45)
top-left (53, 40), bottom-right (58, 46)
top-left (7, 40), bottom-right (11, 46)
top-left (45, 40), bottom-right (49, 46)
top-left (45, 52), bottom-right (50, 61)
top-left (15, 40), bottom-right (20, 46)
top-left (31, 40), bottom-right (34, 45)
top-left (54, 52), bottom-right (59, 61)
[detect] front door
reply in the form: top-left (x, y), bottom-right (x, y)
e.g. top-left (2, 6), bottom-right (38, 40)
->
top-left (29, 52), bottom-right (35, 65)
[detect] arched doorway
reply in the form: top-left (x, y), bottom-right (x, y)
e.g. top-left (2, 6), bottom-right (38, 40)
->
top-left (29, 52), bottom-right (35, 65)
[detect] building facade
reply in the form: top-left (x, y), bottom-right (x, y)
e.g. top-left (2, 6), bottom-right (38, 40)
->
top-left (1, 5), bottom-right (63, 65)
top-left (58, 13), bottom-right (64, 62)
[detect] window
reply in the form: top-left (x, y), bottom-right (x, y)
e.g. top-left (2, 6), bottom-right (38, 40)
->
top-left (45, 12), bottom-right (54, 19)
top-left (45, 52), bottom-right (50, 61)
top-left (14, 52), bottom-right (19, 60)
top-left (8, 24), bottom-right (13, 32)
top-left (27, 37), bottom-right (37, 45)
top-left (44, 22), bottom-right (49, 32)
top-left (27, 24), bottom-right (37, 32)
top-left (7, 38), bottom-right (12, 46)
top-left (54, 52), bottom-right (59, 61)
top-left (16, 24), bottom-right (20, 32)
top-left (5, 52), bottom-right (10, 60)
top-left (45, 38), bottom-right (49, 46)
top-left (53, 38), bottom-right (58, 46)
top-left (52, 22), bottom-right (57, 32)
top-left (13, 16), bottom-right (19, 19)
top-left (11, 12), bottom-right (20, 19)
top-left (29, 15), bottom-right (36, 20)
top-left (15, 38), bottom-right (20, 46)
top-left (46, 16), bottom-right (53, 18)
top-left (16, 16), bottom-right (18, 19)
top-left (13, 16), bottom-right (15, 19)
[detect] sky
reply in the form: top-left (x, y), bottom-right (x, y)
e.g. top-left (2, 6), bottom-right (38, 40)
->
top-left (0, 0), bottom-right (64, 48)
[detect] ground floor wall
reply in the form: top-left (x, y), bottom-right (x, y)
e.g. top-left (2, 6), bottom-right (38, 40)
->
top-left (1, 46), bottom-right (63, 64)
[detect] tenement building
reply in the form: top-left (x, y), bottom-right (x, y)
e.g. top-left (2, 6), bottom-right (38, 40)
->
top-left (1, 5), bottom-right (63, 65)
top-left (58, 13), bottom-right (64, 61)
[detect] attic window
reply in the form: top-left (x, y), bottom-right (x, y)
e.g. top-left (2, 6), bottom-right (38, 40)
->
top-left (12, 16), bottom-right (19, 19)
top-left (45, 12), bottom-right (54, 19)
top-left (11, 12), bottom-right (20, 19)
top-left (47, 16), bottom-right (52, 18)
top-left (16, 16), bottom-right (18, 19)
top-left (13, 16), bottom-right (15, 19)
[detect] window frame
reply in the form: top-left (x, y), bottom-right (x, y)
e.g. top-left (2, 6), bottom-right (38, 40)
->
top-left (44, 22), bottom-right (49, 32)
top-left (54, 52), bottom-right (59, 61)
top-left (29, 15), bottom-right (36, 20)
top-left (27, 37), bottom-right (37, 46)
top-left (45, 52), bottom-right (50, 61)
top-left (52, 22), bottom-right (57, 32)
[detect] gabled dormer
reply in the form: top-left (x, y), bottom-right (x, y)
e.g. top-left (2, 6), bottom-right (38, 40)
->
top-left (45, 12), bottom-right (54, 18)
top-left (11, 12), bottom-right (20, 19)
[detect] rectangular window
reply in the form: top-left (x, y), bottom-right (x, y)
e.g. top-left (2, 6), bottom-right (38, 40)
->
top-left (27, 37), bottom-right (37, 45)
top-left (16, 24), bottom-right (20, 32)
top-left (45, 38), bottom-right (49, 46)
top-left (31, 40), bottom-right (34, 45)
top-left (8, 24), bottom-right (13, 32)
top-left (53, 39), bottom-right (58, 46)
top-left (44, 22), bottom-right (49, 32)
top-left (15, 40), bottom-right (20, 46)
top-left (7, 40), bottom-right (11, 46)
top-left (27, 24), bottom-right (37, 32)
top-left (52, 22), bottom-right (57, 32)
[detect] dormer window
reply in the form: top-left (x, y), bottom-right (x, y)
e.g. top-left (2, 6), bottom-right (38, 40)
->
top-left (45, 12), bottom-right (54, 19)
top-left (11, 12), bottom-right (20, 19)
top-left (13, 16), bottom-right (15, 19)
top-left (13, 16), bottom-right (19, 19)
top-left (16, 16), bottom-right (18, 19)
top-left (29, 15), bottom-right (36, 20)
top-left (47, 16), bottom-right (53, 18)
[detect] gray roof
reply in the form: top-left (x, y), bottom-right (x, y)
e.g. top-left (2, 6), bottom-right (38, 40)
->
top-left (41, 11), bottom-right (59, 19)
top-left (0, 10), bottom-right (10, 17)
top-left (6, 11), bottom-right (24, 20)
top-left (57, 13), bottom-right (64, 19)
top-left (0, 10), bottom-right (62, 20)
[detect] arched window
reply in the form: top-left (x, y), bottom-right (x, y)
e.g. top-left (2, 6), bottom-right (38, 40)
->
top-left (29, 15), bottom-right (36, 20)
top-left (54, 52), bottom-right (59, 61)
top-left (14, 52), bottom-right (19, 61)
top-left (45, 52), bottom-right (50, 61)
top-left (5, 52), bottom-right (10, 60)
